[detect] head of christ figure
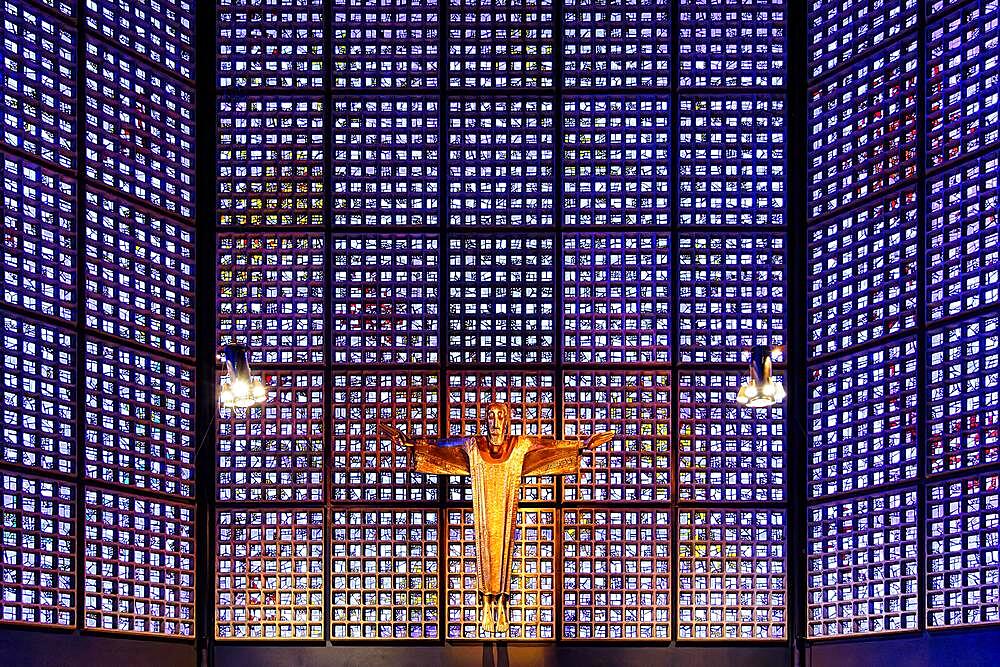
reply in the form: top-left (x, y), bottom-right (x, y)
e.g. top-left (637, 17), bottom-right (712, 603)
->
top-left (486, 402), bottom-right (511, 450)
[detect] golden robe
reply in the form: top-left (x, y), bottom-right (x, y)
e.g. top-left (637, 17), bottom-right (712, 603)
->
top-left (413, 435), bottom-right (581, 596)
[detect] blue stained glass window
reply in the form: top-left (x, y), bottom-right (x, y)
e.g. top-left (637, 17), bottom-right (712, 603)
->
top-left (217, 234), bottom-right (326, 364)
top-left (217, 0), bottom-right (325, 88)
top-left (448, 98), bottom-right (555, 226)
top-left (330, 235), bottom-right (439, 365)
top-left (0, 2), bottom-right (76, 169)
top-left (678, 0), bottom-right (786, 88)
top-left (82, 488), bottom-right (195, 636)
top-left (808, 38), bottom-right (918, 219)
top-left (926, 0), bottom-right (1000, 168)
top-left (808, 188), bottom-right (919, 358)
top-left (217, 98), bottom-right (325, 227)
top-left (83, 189), bottom-right (195, 357)
top-left (1, 153), bottom-right (76, 322)
top-left (85, 0), bottom-right (194, 80)
top-left (807, 0), bottom-right (918, 82)
top-left (563, 233), bottom-right (671, 364)
top-left (678, 234), bottom-right (786, 363)
top-left (330, 97), bottom-right (439, 227)
top-left (1, 312), bottom-right (75, 474)
top-left (331, 0), bottom-right (439, 89)
top-left (678, 96), bottom-right (785, 226)
top-left (678, 370), bottom-right (786, 502)
top-left (84, 339), bottom-right (195, 498)
top-left (84, 41), bottom-right (195, 218)
top-left (808, 337), bottom-right (918, 498)
top-left (217, 370), bottom-right (324, 502)
top-left (563, 0), bottom-right (671, 88)
top-left (927, 471), bottom-right (1000, 627)
top-left (563, 96), bottom-right (671, 227)
top-left (447, 0), bottom-right (554, 88)
top-left (0, 471), bottom-right (75, 628)
top-left (927, 314), bottom-right (1000, 475)
top-left (562, 371), bottom-right (672, 503)
top-left (807, 488), bottom-right (919, 638)
top-left (926, 150), bottom-right (999, 321)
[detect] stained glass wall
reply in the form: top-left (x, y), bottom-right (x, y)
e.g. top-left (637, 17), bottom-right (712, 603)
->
top-left (215, 0), bottom-right (788, 643)
top-left (806, 0), bottom-right (1000, 640)
top-left (1, 0), bottom-right (197, 640)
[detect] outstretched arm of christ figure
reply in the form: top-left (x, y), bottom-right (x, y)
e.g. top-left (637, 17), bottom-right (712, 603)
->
top-left (521, 430), bottom-right (616, 477)
top-left (378, 423), bottom-right (473, 476)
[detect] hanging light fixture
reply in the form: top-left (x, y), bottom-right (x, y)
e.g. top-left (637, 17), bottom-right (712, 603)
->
top-left (219, 343), bottom-right (267, 409)
top-left (736, 345), bottom-right (785, 408)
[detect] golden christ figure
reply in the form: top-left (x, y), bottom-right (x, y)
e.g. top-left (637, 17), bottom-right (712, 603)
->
top-left (380, 403), bottom-right (614, 634)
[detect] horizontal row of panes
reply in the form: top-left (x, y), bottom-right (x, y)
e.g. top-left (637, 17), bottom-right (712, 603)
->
top-left (214, 506), bottom-right (785, 641)
top-left (215, 94), bottom-right (785, 228)
top-left (217, 0), bottom-right (785, 89)
top-left (217, 232), bottom-right (784, 365)
top-left (214, 369), bottom-right (784, 504)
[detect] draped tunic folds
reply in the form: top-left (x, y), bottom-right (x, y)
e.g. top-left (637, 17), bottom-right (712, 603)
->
top-left (411, 435), bottom-right (582, 596)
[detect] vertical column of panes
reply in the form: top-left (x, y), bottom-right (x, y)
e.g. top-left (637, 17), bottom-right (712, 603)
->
top-left (676, 1), bottom-right (789, 642)
top-left (215, 0), bottom-right (328, 642)
top-left (805, 0), bottom-right (925, 640)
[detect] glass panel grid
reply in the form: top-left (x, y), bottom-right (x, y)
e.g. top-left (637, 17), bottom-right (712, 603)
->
top-left (928, 314), bottom-right (1000, 475)
top-left (84, 41), bottom-right (195, 218)
top-left (807, 0), bottom-right (918, 82)
top-left (806, 488), bottom-right (919, 638)
top-left (562, 96), bottom-right (671, 227)
top-left (447, 508), bottom-right (556, 640)
top-left (808, 338), bottom-right (919, 498)
top-left (83, 488), bottom-right (195, 637)
top-left (562, 0), bottom-right (671, 88)
top-left (217, 0), bottom-right (325, 88)
top-left (562, 370), bottom-right (671, 503)
top-left (330, 509), bottom-right (439, 640)
top-left (678, 95), bottom-right (786, 227)
top-left (84, 339), bottom-right (195, 498)
top-left (807, 38), bottom-right (918, 220)
top-left (1, 152), bottom-right (76, 322)
top-left (678, 233), bottom-right (786, 364)
top-left (446, 371), bottom-right (555, 502)
top-left (331, 371), bottom-right (440, 503)
top-left (677, 508), bottom-right (787, 640)
top-left (678, 370), bottom-right (786, 503)
top-left (447, 98), bottom-right (555, 226)
top-left (562, 508), bottom-right (671, 640)
top-left (2, 312), bottom-right (75, 474)
top-left (84, 189), bottom-right (195, 357)
top-left (331, 0), bottom-right (439, 89)
top-left (330, 97), bottom-right (439, 227)
top-left (927, 471), bottom-right (1000, 628)
top-left (0, 471), bottom-right (75, 628)
top-left (447, 236), bottom-right (555, 364)
top-left (926, 0), bottom-right (1000, 168)
top-left (85, 0), bottom-right (194, 80)
top-left (447, 0), bottom-right (554, 88)
top-left (331, 235), bottom-right (439, 364)
top-left (678, 0), bottom-right (786, 88)
top-left (217, 233), bottom-right (325, 364)
top-left (215, 509), bottom-right (325, 640)
top-left (807, 188), bottom-right (919, 358)
top-left (926, 150), bottom-right (1000, 322)
top-left (0, 2), bottom-right (76, 169)
top-left (217, 371), bottom-right (324, 503)
top-left (217, 97), bottom-right (325, 227)
top-left (563, 233), bottom-right (670, 363)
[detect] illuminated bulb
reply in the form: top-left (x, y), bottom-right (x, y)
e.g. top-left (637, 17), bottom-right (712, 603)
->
top-left (736, 346), bottom-right (785, 409)
top-left (219, 343), bottom-right (267, 409)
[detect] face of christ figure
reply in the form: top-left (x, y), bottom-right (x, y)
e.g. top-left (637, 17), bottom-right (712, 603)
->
top-left (380, 402), bottom-right (614, 635)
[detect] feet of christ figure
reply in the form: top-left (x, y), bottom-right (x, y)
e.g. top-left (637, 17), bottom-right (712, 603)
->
top-left (380, 402), bottom-right (615, 635)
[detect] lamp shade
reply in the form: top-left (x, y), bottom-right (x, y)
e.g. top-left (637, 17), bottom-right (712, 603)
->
top-left (736, 345), bottom-right (785, 408)
top-left (219, 343), bottom-right (267, 408)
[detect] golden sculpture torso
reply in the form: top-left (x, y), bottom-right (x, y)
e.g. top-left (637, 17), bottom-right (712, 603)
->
top-left (382, 403), bottom-right (614, 634)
